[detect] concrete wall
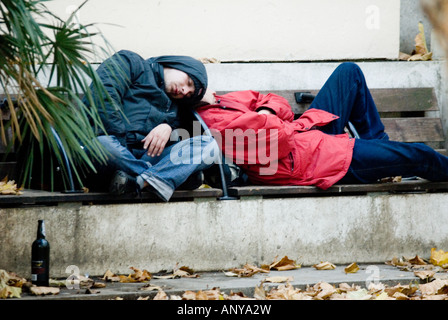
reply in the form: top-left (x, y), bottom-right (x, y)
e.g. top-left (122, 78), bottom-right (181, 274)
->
top-left (1, 193), bottom-right (448, 278)
top-left (45, 0), bottom-right (400, 62)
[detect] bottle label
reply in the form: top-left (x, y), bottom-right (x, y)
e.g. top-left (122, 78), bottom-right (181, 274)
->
top-left (31, 260), bottom-right (46, 275)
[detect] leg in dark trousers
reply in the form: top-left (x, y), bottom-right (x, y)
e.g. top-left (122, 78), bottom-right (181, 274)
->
top-left (309, 62), bottom-right (389, 140)
top-left (310, 62), bottom-right (448, 184)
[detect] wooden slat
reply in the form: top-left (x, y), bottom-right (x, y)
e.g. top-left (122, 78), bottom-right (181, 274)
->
top-left (0, 188), bottom-right (223, 205)
top-left (383, 118), bottom-right (444, 142)
top-left (371, 88), bottom-right (438, 113)
top-left (223, 88), bottom-right (438, 115)
top-left (228, 180), bottom-right (448, 197)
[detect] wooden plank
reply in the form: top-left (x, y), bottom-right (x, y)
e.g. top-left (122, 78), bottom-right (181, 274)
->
top-left (371, 88), bottom-right (437, 113)
top-left (0, 188), bottom-right (223, 205)
top-left (228, 180), bottom-right (448, 197)
top-left (218, 88), bottom-right (438, 115)
top-left (383, 118), bottom-right (444, 142)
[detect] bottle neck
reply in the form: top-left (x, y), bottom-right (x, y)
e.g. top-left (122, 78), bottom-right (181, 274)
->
top-left (37, 220), bottom-right (46, 239)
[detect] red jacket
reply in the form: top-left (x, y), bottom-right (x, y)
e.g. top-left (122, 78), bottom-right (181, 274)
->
top-left (196, 90), bottom-right (355, 189)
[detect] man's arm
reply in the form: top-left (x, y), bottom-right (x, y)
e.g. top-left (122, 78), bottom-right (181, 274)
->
top-left (90, 50), bottom-right (143, 146)
top-left (221, 90), bottom-right (295, 122)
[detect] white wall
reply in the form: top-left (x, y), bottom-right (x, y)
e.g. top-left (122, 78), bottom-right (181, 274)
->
top-left (45, 0), bottom-right (400, 62)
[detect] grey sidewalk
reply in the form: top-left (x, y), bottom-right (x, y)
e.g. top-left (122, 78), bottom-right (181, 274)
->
top-left (17, 264), bottom-right (420, 300)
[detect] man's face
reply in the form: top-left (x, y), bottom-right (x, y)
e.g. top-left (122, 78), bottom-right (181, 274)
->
top-left (163, 67), bottom-right (195, 100)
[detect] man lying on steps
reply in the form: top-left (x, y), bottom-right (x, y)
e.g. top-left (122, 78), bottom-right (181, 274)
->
top-left (195, 62), bottom-right (448, 188)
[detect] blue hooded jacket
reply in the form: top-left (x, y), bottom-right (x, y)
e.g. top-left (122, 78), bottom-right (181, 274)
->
top-left (86, 50), bottom-right (207, 148)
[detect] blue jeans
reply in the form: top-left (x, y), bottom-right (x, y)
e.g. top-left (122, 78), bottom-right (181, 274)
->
top-left (310, 62), bottom-right (448, 184)
top-left (96, 135), bottom-right (220, 201)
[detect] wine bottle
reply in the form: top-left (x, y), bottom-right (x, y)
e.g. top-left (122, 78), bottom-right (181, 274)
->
top-left (31, 220), bottom-right (50, 286)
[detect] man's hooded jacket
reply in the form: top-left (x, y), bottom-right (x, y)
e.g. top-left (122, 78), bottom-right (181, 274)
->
top-left (86, 50), bottom-right (207, 148)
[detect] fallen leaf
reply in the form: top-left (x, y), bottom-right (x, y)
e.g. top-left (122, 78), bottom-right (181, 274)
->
top-left (92, 282), bottom-right (106, 288)
top-left (265, 282), bottom-right (310, 300)
top-left (269, 256), bottom-right (301, 271)
top-left (408, 255), bottom-right (427, 265)
top-left (368, 282), bottom-right (386, 293)
top-left (344, 262), bottom-right (359, 274)
top-left (153, 264), bottom-right (198, 279)
top-left (228, 264), bottom-right (269, 277)
top-left (0, 286), bottom-right (21, 299)
top-left (153, 290), bottom-right (169, 300)
top-left (414, 270), bottom-right (436, 281)
top-left (415, 22), bottom-right (429, 55)
top-left (375, 292), bottom-right (392, 300)
top-left (408, 22), bottom-right (433, 61)
top-left (313, 261), bottom-right (336, 270)
top-left (419, 279), bottom-right (448, 296)
top-left (264, 276), bottom-right (293, 283)
top-left (392, 291), bottom-right (409, 300)
top-left (253, 283), bottom-right (266, 300)
top-left (346, 288), bottom-right (371, 300)
top-left (339, 282), bottom-right (361, 293)
top-left (386, 256), bottom-right (410, 267)
top-left (430, 248), bottom-right (448, 267)
top-left (0, 178), bottom-right (22, 195)
top-left (0, 269), bottom-right (24, 299)
top-left (314, 282), bottom-right (337, 300)
top-left (29, 286), bottom-right (60, 296)
top-left (128, 267), bottom-right (152, 282)
top-left (399, 52), bottom-right (411, 61)
top-left (102, 269), bottom-right (120, 282)
top-left (182, 290), bottom-right (210, 300)
top-left (140, 284), bottom-right (162, 291)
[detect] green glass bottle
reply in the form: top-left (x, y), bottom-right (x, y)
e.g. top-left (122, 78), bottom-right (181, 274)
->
top-left (31, 220), bottom-right (50, 286)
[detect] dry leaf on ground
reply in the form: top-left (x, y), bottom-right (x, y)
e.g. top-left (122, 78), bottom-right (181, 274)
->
top-left (29, 286), bottom-right (60, 296)
top-left (269, 256), bottom-right (301, 271)
top-left (264, 276), bottom-right (293, 283)
top-left (344, 262), bottom-right (359, 274)
top-left (153, 265), bottom-right (198, 279)
top-left (102, 267), bottom-right (151, 283)
top-left (430, 248), bottom-right (448, 267)
top-left (414, 270), bottom-right (436, 281)
top-left (227, 264), bottom-right (269, 278)
top-left (407, 22), bottom-right (433, 61)
top-left (313, 261), bottom-right (336, 270)
top-left (0, 178), bottom-right (22, 195)
top-left (0, 269), bottom-right (26, 299)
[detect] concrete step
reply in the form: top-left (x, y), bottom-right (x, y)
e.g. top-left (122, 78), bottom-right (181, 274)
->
top-left (15, 264), bottom-right (423, 301)
top-left (1, 191), bottom-right (448, 279)
top-left (1, 60), bottom-right (448, 283)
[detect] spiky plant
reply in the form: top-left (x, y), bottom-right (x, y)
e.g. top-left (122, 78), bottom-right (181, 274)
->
top-left (0, 0), bottom-right (113, 191)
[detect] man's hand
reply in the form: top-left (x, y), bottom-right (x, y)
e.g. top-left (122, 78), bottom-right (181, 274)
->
top-left (201, 89), bottom-right (217, 104)
top-left (142, 123), bottom-right (173, 157)
top-left (257, 109), bottom-right (274, 115)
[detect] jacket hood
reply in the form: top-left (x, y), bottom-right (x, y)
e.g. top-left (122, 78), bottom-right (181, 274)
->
top-left (148, 55), bottom-right (208, 105)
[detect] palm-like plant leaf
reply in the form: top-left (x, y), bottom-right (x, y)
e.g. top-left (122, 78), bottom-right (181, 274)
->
top-left (0, 0), bottom-right (115, 190)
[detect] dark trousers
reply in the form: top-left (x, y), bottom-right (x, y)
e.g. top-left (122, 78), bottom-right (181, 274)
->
top-left (309, 62), bottom-right (448, 184)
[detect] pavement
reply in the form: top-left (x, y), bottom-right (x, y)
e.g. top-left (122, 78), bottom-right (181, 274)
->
top-left (15, 264), bottom-right (423, 301)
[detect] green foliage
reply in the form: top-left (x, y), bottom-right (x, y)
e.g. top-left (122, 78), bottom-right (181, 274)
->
top-left (0, 0), bottom-right (113, 190)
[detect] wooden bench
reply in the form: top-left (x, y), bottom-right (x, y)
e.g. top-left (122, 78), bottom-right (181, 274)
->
top-left (224, 88), bottom-right (448, 198)
top-left (1, 87), bottom-right (448, 206)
